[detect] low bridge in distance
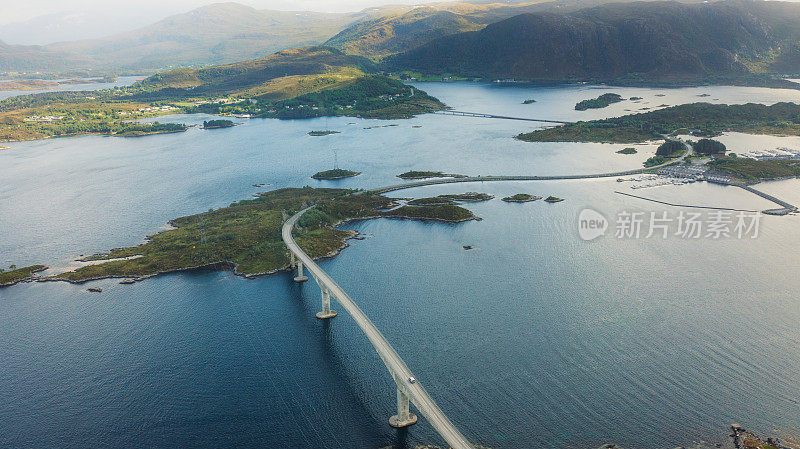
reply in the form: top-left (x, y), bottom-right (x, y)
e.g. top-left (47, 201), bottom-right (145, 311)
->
top-left (433, 109), bottom-right (573, 124)
top-left (282, 209), bottom-right (474, 449)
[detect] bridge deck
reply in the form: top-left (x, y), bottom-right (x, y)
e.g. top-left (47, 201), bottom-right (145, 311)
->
top-left (434, 109), bottom-right (572, 124)
top-left (282, 209), bottom-right (474, 449)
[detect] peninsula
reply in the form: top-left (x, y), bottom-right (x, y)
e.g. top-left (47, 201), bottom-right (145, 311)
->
top-left (0, 47), bottom-right (445, 143)
top-left (52, 187), bottom-right (476, 283)
top-left (0, 265), bottom-right (48, 287)
top-left (517, 102), bottom-right (800, 144)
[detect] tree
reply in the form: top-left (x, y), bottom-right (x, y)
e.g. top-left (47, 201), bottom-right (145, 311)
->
top-left (692, 138), bottom-right (726, 155)
top-left (656, 140), bottom-right (685, 156)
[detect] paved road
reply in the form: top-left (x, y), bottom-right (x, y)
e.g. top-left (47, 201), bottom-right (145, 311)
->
top-left (371, 139), bottom-right (692, 194)
top-left (282, 210), bottom-right (474, 449)
top-left (434, 109), bottom-right (573, 124)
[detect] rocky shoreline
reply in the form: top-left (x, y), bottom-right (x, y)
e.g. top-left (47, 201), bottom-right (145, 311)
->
top-left (26, 203), bottom-right (478, 288)
top-left (0, 265), bottom-right (48, 288)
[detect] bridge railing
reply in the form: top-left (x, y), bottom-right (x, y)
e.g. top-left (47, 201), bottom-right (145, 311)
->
top-left (282, 208), bottom-right (474, 449)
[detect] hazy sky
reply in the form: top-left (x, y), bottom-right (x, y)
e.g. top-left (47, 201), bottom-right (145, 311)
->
top-left (0, 0), bottom-right (443, 24)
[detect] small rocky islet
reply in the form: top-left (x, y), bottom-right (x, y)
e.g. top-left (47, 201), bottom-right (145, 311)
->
top-left (501, 193), bottom-right (564, 203)
top-left (502, 193), bottom-right (542, 203)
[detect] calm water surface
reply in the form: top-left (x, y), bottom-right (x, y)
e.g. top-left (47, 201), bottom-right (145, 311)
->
top-left (1, 82), bottom-right (799, 449)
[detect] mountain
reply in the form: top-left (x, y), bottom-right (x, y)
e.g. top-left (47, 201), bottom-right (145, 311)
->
top-left (0, 40), bottom-right (89, 72)
top-left (325, 7), bottom-right (484, 60)
top-left (388, 0), bottom-right (800, 81)
top-left (0, 10), bottom-right (164, 46)
top-left (323, 0), bottom-right (714, 60)
top-left (133, 46), bottom-right (376, 99)
top-left (44, 3), bottom-right (357, 72)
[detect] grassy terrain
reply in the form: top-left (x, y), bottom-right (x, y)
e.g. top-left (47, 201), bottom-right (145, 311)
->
top-left (502, 193), bottom-right (541, 202)
top-left (437, 192), bottom-right (493, 202)
top-left (53, 187), bottom-right (475, 282)
top-left (0, 265), bottom-right (47, 286)
top-left (518, 123), bottom-right (659, 143)
top-left (0, 47), bottom-right (445, 142)
top-left (708, 157), bottom-right (800, 181)
top-left (0, 98), bottom-right (185, 142)
top-left (311, 168), bottom-right (360, 180)
top-left (383, 204), bottom-right (475, 222)
top-left (407, 197), bottom-right (454, 206)
top-left (517, 102), bottom-right (800, 144)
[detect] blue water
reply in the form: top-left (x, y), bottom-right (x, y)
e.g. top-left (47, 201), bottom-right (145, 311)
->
top-left (2, 82), bottom-right (800, 448)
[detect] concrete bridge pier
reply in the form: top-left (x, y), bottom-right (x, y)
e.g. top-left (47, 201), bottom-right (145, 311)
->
top-left (389, 386), bottom-right (418, 428)
top-left (316, 287), bottom-right (337, 319)
top-left (293, 260), bottom-right (308, 283)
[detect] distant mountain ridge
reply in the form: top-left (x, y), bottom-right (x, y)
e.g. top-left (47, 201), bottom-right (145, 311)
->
top-left (325, 7), bottom-right (484, 60)
top-left (44, 3), bottom-right (356, 72)
top-left (135, 46), bottom-right (376, 99)
top-left (387, 0), bottom-right (800, 81)
top-left (0, 40), bottom-right (90, 72)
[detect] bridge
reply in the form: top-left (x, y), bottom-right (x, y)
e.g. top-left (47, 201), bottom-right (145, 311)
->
top-left (371, 170), bottom-right (659, 194)
top-left (433, 109), bottom-right (573, 124)
top-left (371, 137), bottom-right (694, 194)
top-left (282, 209), bottom-right (474, 449)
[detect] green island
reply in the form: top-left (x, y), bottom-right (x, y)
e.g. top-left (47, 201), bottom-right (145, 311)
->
top-left (708, 157), bottom-right (800, 182)
top-left (116, 122), bottom-right (187, 137)
top-left (544, 196), bottom-right (564, 203)
top-left (202, 119), bottom-right (235, 129)
top-left (52, 187), bottom-right (476, 283)
top-left (692, 138), bottom-right (727, 155)
top-left (311, 168), bottom-right (361, 180)
top-left (437, 192), bottom-right (493, 202)
top-left (0, 47), bottom-right (445, 143)
top-left (502, 193), bottom-right (542, 203)
top-left (397, 170), bottom-right (465, 180)
top-left (517, 102), bottom-right (800, 144)
top-left (522, 99), bottom-right (536, 104)
top-left (575, 93), bottom-right (624, 111)
top-left (308, 130), bottom-right (340, 136)
top-left (0, 265), bottom-right (48, 287)
top-left (407, 197), bottom-right (455, 206)
top-left (616, 147), bottom-right (638, 154)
